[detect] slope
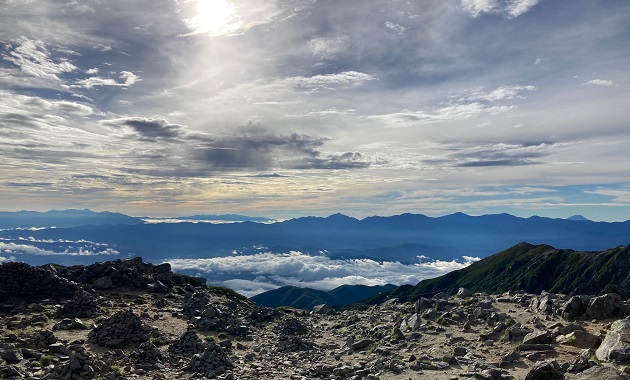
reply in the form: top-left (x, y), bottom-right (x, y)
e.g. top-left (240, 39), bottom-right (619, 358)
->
top-left (251, 284), bottom-right (396, 309)
top-left (368, 242), bottom-right (630, 303)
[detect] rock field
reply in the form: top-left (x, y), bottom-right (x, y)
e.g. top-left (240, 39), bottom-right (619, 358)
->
top-left (1, 258), bottom-right (630, 379)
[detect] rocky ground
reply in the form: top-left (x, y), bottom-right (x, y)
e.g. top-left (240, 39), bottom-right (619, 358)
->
top-left (1, 259), bottom-right (630, 380)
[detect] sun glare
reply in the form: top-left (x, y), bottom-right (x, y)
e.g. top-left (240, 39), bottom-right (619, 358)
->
top-left (187, 0), bottom-right (242, 36)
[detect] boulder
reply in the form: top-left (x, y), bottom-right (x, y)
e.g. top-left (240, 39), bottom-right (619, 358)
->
top-left (457, 287), bottom-right (472, 298)
top-left (596, 319), bottom-right (630, 362)
top-left (524, 359), bottom-right (563, 380)
top-left (523, 330), bottom-right (552, 345)
top-left (92, 275), bottom-right (113, 290)
top-left (556, 330), bottom-right (600, 349)
top-left (559, 296), bottom-right (588, 320)
top-left (312, 304), bottom-right (335, 315)
top-left (574, 366), bottom-right (630, 380)
top-left (585, 293), bottom-right (622, 320)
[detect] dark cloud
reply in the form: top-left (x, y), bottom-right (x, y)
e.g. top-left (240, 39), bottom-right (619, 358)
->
top-left (425, 142), bottom-right (561, 168)
top-left (102, 117), bottom-right (189, 141)
top-left (291, 152), bottom-right (370, 170)
top-left (101, 117), bottom-right (370, 173)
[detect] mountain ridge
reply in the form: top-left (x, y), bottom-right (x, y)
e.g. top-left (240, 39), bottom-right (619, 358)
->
top-left (364, 242), bottom-right (630, 304)
top-left (250, 284), bottom-right (397, 309)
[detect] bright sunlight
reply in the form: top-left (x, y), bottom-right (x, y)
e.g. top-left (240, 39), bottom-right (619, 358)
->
top-left (184, 0), bottom-right (242, 36)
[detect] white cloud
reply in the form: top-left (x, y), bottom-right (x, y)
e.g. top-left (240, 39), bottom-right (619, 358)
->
top-left (464, 85), bottom-right (537, 102)
top-left (369, 85), bottom-right (535, 128)
top-left (72, 70), bottom-right (141, 89)
top-left (583, 79), bottom-right (618, 87)
top-left (308, 35), bottom-right (350, 60)
top-left (369, 102), bottom-right (516, 128)
top-left (384, 21), bottom-right (407, 35)
top-left (0, 242), bottom-right (119, 256)
top-left (0, 37), bottom-right (77, 88)
top-left (290, 71), bottom-right (376, 90)
top-left (461, 0), bottom-right (540, 18)
top-left (166, 251), bottom-right (478, 296)
top-left (0, 256), bottom-right (16, 263)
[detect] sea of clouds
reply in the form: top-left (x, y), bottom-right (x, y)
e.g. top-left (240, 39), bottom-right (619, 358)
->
top-left (166, 251), bottom-right (480, 297)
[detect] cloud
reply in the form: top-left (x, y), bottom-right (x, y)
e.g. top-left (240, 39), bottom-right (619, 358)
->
top-left (384, 21), bottom-right (407, 35)
top-left (166, 251), bottom-right (479, 297)
top-left (180, 0), bottom-right (283, 37)
top-left (308, 35), bottom-right (350, 60)
top-left (290, 71), bottom-right (376, 90)
top-left (101, 118), bottom-right (370, 172)
top-left (462, 85), bottom-right (537, 102)
top-left (0, 36), bottom-right (78, 88)
top-left (429, 141), bottom-right (564, 168)
top-left (582, 79), bottom-right (618, 87)
top-left (72, 70), bottom-right (141, 89)
top-left (368, 85), bottom-right (535, 128)
top-left (461, 0), bottom-right (540, 18)
top-left (0, 242), bottom-right (119, 256)
top-left (369, 103), bottom-right (516, 128)
top-left (102, 117), bottom-right (189, 141)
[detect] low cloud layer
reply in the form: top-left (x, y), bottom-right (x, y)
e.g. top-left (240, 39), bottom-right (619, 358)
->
top-left (166, 251), bottom-right (480, 297)
top-left (0, 238), bottom-right (120, 257)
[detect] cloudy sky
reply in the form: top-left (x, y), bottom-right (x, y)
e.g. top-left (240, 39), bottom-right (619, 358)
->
top-left (1, 0), bottom-right (630, 220)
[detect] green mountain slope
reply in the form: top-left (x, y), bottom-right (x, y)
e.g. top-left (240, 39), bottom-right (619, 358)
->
top-left (369, 242), bottom-right (630, 303)
top-left (251, 284), bottom-right (396, 309)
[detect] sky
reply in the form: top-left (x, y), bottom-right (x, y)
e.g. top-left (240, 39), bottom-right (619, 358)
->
top-left (1, 0), bottom-right (630, 221)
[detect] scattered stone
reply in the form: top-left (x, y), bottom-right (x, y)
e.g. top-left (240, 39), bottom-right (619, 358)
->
top-left (88, 309), bottom-right (157, 348)
top-left (186, 343), bottom-right (234, 378)
top-left (169, 329), bottom-right (206, 357)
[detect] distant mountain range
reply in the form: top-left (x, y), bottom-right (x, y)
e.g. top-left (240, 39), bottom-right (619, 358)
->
top-left (363, 242), bottom-right (630, 304)
top-left (1, 210), bottom-right (630, 266)
top-left (176, 214), bottom-right (273, 223)
top-left (0, 209), bottom-right (143, 229)
top-left (251, 284), bottom-right (397, 309)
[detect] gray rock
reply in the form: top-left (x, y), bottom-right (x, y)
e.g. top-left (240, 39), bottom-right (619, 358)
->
top-left (596, 319), bottom-right (630, 362)
top-left (351, 339), bottom-right (373, 351)
top-left (567, 349), bottom-right (595, 372)
top-left (586, 293), bottom-right (622, 320)
top-left (574, 366), bottom-right (630, 380)
top-left (49, 342), bottom-right (73, 356)
top-left (93, 275), bottom-right (113, 290)
top-left (502, 350), bottom-right (520, 362)
top-left (556, 330), bottom-right (600, 349)
top-left (523, 329), bottom-right (552, 345)
top-left (0, 349), bottom-right (23, 364)
top-left (457, 288), bottom-right (472, 298)
top-left (311, 304), bottom-right (334, 315)
top-left (560, 296), bottom-right (589, 321)
top-left (524, 359), bottom-right (563, 380)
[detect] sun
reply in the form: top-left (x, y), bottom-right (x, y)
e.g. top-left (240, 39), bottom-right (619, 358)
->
top-left (187, 0), bottom-right (242, 36)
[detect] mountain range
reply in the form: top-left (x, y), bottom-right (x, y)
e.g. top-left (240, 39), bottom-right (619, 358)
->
top-left (2, 210), bottom-right (630, 266)
top-left (250, 284), bottom-right (397, 309)
top-left (0, 209), bottom-right (143, 229)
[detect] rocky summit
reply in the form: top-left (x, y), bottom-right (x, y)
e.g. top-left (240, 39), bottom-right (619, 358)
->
top-left (1, 259), bottom-right (630, 379)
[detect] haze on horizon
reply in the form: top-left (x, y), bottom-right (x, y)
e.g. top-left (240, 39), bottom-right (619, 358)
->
top-left (1, 0), bottom-right (630, 221)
